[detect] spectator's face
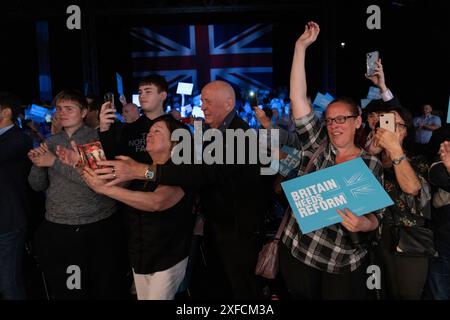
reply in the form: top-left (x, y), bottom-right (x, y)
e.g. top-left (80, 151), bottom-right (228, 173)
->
top-left (122, 104), bottom-right (140, 123)
top-left (138, 84), bottom-right (167, 114)
top-left (55, 100), bottom-right (87, 130)
top-left (201, 83), bottom-right (233, 128)
top-left (170, 109), bottom-right (182, 120)
top-left (146, 121), bottom-right (172, 156)
top-left (325, 102), bottom-right (361, 149)
top-left (0, 107), bottom-right (8, 123)
top-left (393, 111), bottom-right (408, 143)
top-left (423, 105), bottom-right (432, 116)
top-left (367, 112), bottom-right (379, 130)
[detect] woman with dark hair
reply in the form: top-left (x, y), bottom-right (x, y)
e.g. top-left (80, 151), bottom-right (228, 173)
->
top-left (369, 105), bottom-right (433, 299)
top-left (356, 101), bottom-right (383, 149)
top-left (82, 115), bottom-right (195, 300)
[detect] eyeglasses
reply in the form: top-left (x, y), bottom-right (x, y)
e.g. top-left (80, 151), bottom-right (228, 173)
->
top-left (325, 115), bottom-right (358, 126)
top-left (396, 123), bottom-right (407, 130)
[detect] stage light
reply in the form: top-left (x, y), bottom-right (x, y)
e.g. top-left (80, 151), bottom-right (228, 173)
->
top-left (340, 42), bottom-right (346, 48)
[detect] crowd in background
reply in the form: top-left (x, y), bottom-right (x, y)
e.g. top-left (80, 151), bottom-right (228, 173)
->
top-left (1, 21), bottom-right (449, 301)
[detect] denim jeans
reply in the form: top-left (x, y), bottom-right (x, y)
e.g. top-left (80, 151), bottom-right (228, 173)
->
top-left (0, 229), bottom-right (26, 300)
top-left (424, 243), bottom-right (450, 300)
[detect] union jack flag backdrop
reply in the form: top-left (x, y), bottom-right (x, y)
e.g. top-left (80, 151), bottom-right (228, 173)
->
top-left (130, 24), bottom-right (273, 92)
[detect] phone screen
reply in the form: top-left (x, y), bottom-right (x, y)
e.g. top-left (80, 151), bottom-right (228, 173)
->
top-left (366, 51), bottom-right (379, 76)
top-left (249, 93), bottom-right (258, 109)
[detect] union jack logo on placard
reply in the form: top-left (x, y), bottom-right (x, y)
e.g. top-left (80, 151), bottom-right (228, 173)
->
top-left (130, 24), bottom-right (273, 91)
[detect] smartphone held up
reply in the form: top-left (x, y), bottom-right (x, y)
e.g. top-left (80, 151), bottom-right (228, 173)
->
top-left (366, 51), bottom-right (379, 77)
top-left (249, 91), bottom-right (258, 109)
top-left (377, 112), bottom-right (396, 133)
top-left (104, 92), bottom-right (115, 109)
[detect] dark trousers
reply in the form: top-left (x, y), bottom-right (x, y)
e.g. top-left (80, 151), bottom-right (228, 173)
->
top-left (424, 242), bottom-right (450, 300)
top-left (279, 243), bottom-right (371, 300)
top-left (0, 229), bottom-right (26, 300)
top-left (33, 214), bottom-right (126, 300)
top-left (378, 223), bottom-right (429, 300)
top-left (203, 222), bottom-right (263, 300)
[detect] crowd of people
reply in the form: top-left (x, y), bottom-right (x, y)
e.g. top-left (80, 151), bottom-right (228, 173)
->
top-left (1, 21), bottom-right (449, 301)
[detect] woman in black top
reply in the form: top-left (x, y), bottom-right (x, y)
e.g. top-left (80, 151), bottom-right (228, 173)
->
top-left (82, 115), bottom-right (194, 300)
top-left (368, 106), bottom-right (433, 299)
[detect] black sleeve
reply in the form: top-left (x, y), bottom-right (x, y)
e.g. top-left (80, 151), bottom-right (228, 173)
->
top-left (429, 162), bottom-right (450, 192)
top-left (0, 133), bottom-right (32, 164)
top-left (386, 96), bottom-right (402, 109)
top-left (155, 134), bottom-right (255, 190)
top-left (156, 161), bottom-right (219, 190)
top-left (98, 122), bottom-right (124, 160)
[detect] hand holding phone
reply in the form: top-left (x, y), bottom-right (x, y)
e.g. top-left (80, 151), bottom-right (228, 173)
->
top-left (366, 51), bottom-right (379, 77)
top-left (378, 112), bottom-right (396, 132)
top-left (99, 98), bottom-right (117, 132)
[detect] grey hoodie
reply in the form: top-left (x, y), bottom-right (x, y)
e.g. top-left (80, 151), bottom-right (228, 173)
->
top-left (28, 124), bottom-right (116, 225)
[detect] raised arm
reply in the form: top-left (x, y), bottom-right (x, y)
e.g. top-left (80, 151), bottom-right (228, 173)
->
top-left (373, 128), bottom-right (422, 195)
top-left (290, 21), bottom-right (320, 119)
top-left (365, 58), bottom-right (401, 107)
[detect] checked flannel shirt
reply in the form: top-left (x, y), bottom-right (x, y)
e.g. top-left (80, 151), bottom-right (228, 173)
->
top-left (281, 111), bottom-right (384, 274)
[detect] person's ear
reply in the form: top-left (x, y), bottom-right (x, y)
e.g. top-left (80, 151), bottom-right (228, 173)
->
top-left (160, 91), bottom-right (168, 101)
top-left (81, 108), bottom-right (88, 119)
top-left (225, 97), bottom-right (233, 111)
top-left (355, 115), bottom-right (362, 129)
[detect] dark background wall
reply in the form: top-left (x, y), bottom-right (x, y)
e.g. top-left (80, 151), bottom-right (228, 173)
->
top-left (0, 0), bottom-right (448, 116)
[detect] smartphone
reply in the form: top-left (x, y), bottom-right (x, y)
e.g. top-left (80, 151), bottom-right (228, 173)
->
top-left (366, 51), bottom-right (379, 77)
top-left (378, 112), bottom-right (396, 132)
top-left (104, 92), bottom-right (115, 108)
top-left (249, 93), bottom-right (258, 109)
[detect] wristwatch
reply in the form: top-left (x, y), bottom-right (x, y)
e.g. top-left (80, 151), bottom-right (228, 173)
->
top-left (144, 166), bottom-right (155, 181)
top-left (392, 154), bottom-right (406, 166)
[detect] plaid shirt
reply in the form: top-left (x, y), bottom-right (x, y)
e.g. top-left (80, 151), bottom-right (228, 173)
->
top-left (281, 111), bottom-right (384, 274)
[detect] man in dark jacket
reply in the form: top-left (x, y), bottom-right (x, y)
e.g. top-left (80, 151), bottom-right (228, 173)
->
top-left (0, 92), bottom-right (32, 299)
top-left (145, 81), bottom-right (266, 299)
top-left (97, 81), bottom-right (267, 299)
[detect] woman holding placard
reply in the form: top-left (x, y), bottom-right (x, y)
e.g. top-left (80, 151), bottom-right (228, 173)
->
top-left (278, 21), bottom-right (384, 299)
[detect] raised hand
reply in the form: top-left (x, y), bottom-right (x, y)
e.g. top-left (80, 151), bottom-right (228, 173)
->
top-left (254, 107), bottom-right (271, 129)
top-left (365, 59), bottom-right (387, 92)
top-left (295, 21), bottom-right (320, 50)
top-left (119, 94), bottom-right (127, 106)
top-left (99, 101), bottom-right (117, 132)
top-left (372, 128), bottom-right (404, 159)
